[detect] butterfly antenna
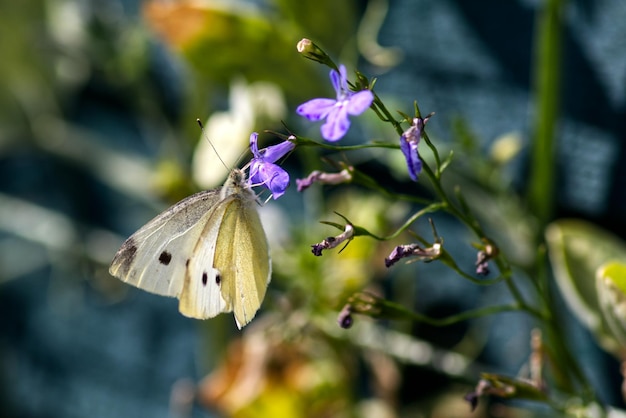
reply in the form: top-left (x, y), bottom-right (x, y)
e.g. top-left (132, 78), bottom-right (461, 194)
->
top-left (197, 119), bottom-right (229, 171)
top-left (237, 145), bottom-right (255, 173)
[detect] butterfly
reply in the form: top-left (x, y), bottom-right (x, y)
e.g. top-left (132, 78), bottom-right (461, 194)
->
top-left (109, 168), bottom-right (271, 329)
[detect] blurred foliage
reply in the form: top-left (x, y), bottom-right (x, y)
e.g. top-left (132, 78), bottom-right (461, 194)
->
top-left (2, 0), bottom-right (626, 417)
top-left (546, 219), bottom-right (626, 359)
top-left (142, 0), bottom-right (359, 107)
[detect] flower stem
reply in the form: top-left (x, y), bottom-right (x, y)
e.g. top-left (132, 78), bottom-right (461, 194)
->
top-left (527, 0), bottom-right (563, 229)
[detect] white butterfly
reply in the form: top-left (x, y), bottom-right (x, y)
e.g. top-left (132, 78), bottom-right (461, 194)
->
top-left (109, 169), bottom-right (271, 329)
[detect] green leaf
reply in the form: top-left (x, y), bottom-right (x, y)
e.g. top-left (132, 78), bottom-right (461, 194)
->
top-left (143, 2), bottom-right (326, 101)
top-left (600, 262), bottom-right (626, 296)
top-left (546, 219), bottom-right (626, 357)
top-left (596, 262), bottom-right (626, 355)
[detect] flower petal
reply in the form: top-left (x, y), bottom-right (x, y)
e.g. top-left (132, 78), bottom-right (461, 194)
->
top-left (338, 65), bottom-right (348, 94)
top-left (296, 98), bottom-right (337, 121)
top-left (400, 134), bottom-right (422, 181)
top-left (249, 132), bottom-right (260, 157)
top-left (330, 65), bottom-right (348, 97)
top-left (259, 140), bottom-right (295, 163)
top-left (346, 90), bottom-right (374, 115)
top-left (259, 163), bottom-right (290, 199)
top-left (249, 159), bottom-right (263, 185)
top-left (321, 105), bottom-right (350, 141)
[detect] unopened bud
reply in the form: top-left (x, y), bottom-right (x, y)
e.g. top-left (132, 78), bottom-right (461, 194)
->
top-left (297, 38), bottom-right (336, 69)
top-left (337, 305), bottom-right (354, 329)
top-left (296, 168), bottom-right (352, 192)
top-left (385, 242), bottom-right (442, 268)
top-left (311, 224), bottom-right (354, 256)
top-left (474, 238), bottom-right (498, 276)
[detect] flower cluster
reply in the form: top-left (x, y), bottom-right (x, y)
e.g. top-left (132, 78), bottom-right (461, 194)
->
top-left (248, 55), bottom-right (432, 199)
top-left (246, 54), bottom-right (445, 274)
top-left (200, 37), bottom-right (607, 417)
top-left (246, 62), bottom-right (375, 198)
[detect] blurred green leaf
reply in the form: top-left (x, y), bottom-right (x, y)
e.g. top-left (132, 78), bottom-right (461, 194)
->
top-left (275, 0), bottom-right (358, 55)
top-left (479, 373), bottom-right (548, 402)
top-left (546, 219), bottom-right (626, 357)
top-left (596, 262), bottom-right (626, 355)
top-left (142, 1), bottom-right (355, 102)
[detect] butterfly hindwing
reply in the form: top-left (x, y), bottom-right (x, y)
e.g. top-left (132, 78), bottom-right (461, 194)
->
top-left (213, 195), bottom-right (271, 328)
top-left (109, 190), bottom-right (222, 297)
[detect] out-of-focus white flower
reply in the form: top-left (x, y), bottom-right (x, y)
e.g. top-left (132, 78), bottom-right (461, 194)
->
top-left (192, 78), bottom-right (286, 188)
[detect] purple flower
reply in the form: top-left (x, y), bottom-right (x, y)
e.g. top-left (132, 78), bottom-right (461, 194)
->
top-left (400, 134), bottom-right (421, 182)
top-left (297, 65), bottom-right (374, 142)
top-left (249, 132), bottom-right (295, 199)
top-left (400, 114), bottom-right (432, 181)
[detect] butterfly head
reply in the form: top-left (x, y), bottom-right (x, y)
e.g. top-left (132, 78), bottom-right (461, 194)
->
top-left (220, 169), bottom-right (252, 200)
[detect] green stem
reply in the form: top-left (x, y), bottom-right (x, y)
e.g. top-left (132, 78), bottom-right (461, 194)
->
top-left (376, 299), bottom-right (528, 326)
top-left (527, 0), bottom-right (563, 229)
top-left (382, 203), bottom-right (444, 240)
top-left (525, 0), bottom-right (598, 402)
top-left (422, 132), bottom-right (442, 179)
top-left (371, 91), bottom-right (404, 136)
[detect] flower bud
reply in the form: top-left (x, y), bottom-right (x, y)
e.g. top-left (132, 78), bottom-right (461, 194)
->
top-left (296, 168), bottom-right (352, 192)
top-left (311, 224), bottom-right (354, 256)
top-left (474, 238), bottom-right (498, 276)
top-left (385, 242), bottom-right (442, 268)
top-left (296, 38), bottom-right (336, 69)
top-left (337, 305), bottom-right (354, 329)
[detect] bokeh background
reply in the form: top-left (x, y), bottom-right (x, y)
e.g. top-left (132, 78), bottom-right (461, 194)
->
top-left (1, 0), bottom-right (625, 417)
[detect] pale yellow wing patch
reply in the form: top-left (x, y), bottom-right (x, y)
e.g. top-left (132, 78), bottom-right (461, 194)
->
top-left (213, 197), bottom-right (271, 329)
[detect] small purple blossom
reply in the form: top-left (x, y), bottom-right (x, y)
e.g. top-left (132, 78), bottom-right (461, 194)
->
top-left (249, 132), bottom-right (295, 199)
top-left (475, 250), bottom-right (490, 275)
top-left (337, 305), bottom-right (354, 329)
top-left (297, 65), bottom-right (374, 142)
top-left (474, 238), bottom-right (498, 276)
top-left (400, 114), bottom-right (432, 181)
top-left (384, 241), bottom-right (442, 268)
top-left (311, 224), bottom-right (354, 256)
top-left (296, 168), bottom-right (352, 192)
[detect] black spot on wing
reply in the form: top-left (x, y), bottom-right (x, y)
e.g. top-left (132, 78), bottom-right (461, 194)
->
top-left (215, 273), bottom-right (221, 285)
top-left (159, 251), bottom-right (172, 265)
top-left (202, 272), bottom-right (208, 286)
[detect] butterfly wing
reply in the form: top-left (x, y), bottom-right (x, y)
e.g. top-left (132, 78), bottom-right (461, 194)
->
top-left (109, 190), bottom-right (221, 297)
top-left (215, 195), bottom-right (271, 328)
top-left (180, 192), bottom-right (271, 328)
top-left (178, 199), bottom-right (230, 320)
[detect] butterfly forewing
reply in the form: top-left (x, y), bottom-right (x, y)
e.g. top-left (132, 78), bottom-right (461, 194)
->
top-left (179, 200), bottom-right (230, 319)
top-left (109, 190), bottom-right (222, 296)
